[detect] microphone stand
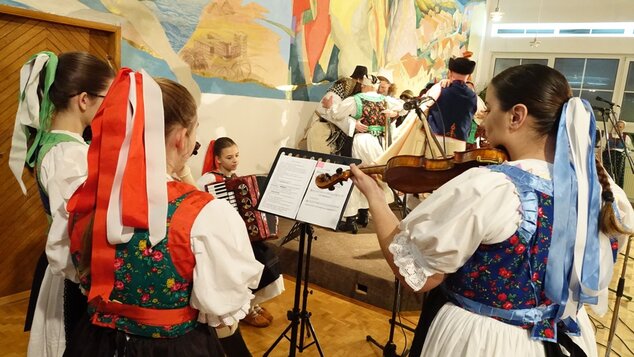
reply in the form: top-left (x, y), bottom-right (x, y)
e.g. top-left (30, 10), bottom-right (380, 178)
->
top-left (606, 106), bottom-right (634, 174)
top-left (598, 106), bottom-right (634, 190)
top-left (598, 107), bottom-right (616, 179)
top-left (413, 105), bottom-right (446, 159)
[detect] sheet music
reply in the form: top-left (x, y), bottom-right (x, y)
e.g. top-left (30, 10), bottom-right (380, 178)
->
top-left (258, 154), bottom-right (316, 219)
top-left (257, 148), bottom-right (359, 230)
top-left (296, 161), bottom-right (352, 229)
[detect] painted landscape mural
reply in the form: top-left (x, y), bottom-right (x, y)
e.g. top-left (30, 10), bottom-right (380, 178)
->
top-left (2, 0), bottom-right (484, 100)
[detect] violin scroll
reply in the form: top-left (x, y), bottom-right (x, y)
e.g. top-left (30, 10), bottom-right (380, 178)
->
top-left (315, 167), bottom-right (350, 190)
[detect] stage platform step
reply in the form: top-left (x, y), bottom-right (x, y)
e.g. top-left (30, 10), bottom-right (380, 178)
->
top-left (266, 218), bottom-right (421, 312)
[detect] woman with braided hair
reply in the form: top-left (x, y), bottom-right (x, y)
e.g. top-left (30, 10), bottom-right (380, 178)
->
top-left (350, 64), bottom-right (633, 356)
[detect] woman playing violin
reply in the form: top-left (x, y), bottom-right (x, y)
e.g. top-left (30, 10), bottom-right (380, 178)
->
top-left (350, 64), bottom-right (633, 357)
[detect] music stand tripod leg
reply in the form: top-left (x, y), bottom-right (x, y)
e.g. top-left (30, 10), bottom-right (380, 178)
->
top-left (365, 278), bottom-right (404, 357)
top-left (264, 223), bottom-right (323, 357)
top-left (263, 223), bottom-right (307, 357)
top-left (297, 224), bottom-right (324, 355)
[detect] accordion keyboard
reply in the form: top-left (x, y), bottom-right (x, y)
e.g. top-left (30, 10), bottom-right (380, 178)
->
top-left (202, 176), bottom-right (277, 241)
top-left (204, 182), bottom-right (238, 209)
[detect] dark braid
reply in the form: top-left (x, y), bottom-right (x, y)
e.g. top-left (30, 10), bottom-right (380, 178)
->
top-left (595, 157), bottom-right (631, 235)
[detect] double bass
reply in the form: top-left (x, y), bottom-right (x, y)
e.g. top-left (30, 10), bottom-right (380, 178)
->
top-left (315, 147), bottom-right (508, 193)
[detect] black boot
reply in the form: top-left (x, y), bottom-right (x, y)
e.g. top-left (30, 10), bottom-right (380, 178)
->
top-left (357, 209), bottom-right (369, 228)
top-left (337, 216), bottom-right (358, 234)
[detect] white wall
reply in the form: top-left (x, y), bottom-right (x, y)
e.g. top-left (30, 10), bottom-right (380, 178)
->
top-left (188, 94), bottom-right (317, 178)
top-left (475, 0), bottom-right (634, 85)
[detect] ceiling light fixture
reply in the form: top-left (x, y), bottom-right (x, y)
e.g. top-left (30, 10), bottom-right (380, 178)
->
top-left (529, 37), bottom-right (541, 47)
top-left (530, 0), bottom-right (544, 48)
top-left (490, 0), bottom-right (503, 22)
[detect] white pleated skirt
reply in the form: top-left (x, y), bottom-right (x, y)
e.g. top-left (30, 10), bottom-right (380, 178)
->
top-left (420, 303), bottom-right (598, 357)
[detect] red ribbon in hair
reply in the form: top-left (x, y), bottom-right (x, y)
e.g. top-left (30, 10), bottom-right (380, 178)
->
top-left (201, 139), bottom-right (218, 175)
top-left (67, 68), bottom-right (155, 305)
top-left (120, 72), bottom-right (149, 228)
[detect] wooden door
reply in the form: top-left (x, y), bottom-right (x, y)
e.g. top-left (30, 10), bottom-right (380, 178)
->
top-left (0, 5), bottom-right (120, 298)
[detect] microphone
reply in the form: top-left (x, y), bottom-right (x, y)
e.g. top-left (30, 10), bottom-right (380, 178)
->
top-left (403, 96), bottom-right (435, 111)
top-left (596, 96), bottom-right (618, 107)
top-left (591, 105), bottom-right (606, 111)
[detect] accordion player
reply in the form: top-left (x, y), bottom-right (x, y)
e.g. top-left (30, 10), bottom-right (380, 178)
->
top-left (202, 175), bottom-right (278, 241)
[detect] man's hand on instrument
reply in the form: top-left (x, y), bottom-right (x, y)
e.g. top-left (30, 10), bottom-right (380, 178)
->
top-left (355, 121), bottom-right (368, 133)
top-left (321, 96), bottom-right (334, 109)
top-left (381, 109), bottom-right (398, 118)
top-left (439, 78), bottom-right (451, 88)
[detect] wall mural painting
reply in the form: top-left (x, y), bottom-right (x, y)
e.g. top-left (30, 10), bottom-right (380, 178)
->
top-left (292, 0), bottom-right (485, 100)
top-left (2, 0), bottom-right (484, 101)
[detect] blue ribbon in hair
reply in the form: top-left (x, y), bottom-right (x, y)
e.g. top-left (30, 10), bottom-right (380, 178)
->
top-left (547, 98), bottom-right (601, 328)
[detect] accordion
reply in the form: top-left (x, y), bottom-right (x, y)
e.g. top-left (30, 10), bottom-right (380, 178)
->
top-left (203, 175), bottom-right (278, 241)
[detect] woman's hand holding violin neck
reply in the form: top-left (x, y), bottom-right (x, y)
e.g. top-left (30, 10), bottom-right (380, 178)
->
top-left (349, 164), bottom-right (384, 203)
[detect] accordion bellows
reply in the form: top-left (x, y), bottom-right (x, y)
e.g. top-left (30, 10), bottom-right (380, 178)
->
top-left (204, 175), bottom-right (278, 241)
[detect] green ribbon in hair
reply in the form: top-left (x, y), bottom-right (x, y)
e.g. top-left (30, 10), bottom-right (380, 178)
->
top-left (24, 51), bottom-right (58, 168)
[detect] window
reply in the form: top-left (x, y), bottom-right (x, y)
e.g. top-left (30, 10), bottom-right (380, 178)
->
top-left (491, 55), bottom-right (632, 123)
top-left (554, 58), bottom-right (618, 112)
top-left (491, 22), bottom-right (634, 38)
top-left (622, 61), bottom-right (634, 122)
top-left (493, 58), bottom-right (548, 77)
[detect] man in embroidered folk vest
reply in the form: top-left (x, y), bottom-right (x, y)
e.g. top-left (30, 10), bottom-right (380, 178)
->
top-left (422, 54), bottom-right (478, 153)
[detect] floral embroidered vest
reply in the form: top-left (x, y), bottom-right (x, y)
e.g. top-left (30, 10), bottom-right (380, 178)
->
top-left (444, 164), bottom-right (561, 341)
top-left (353, 93), bottom-right (387, 128)
top-left (70, 182), bottom-right (212, 338)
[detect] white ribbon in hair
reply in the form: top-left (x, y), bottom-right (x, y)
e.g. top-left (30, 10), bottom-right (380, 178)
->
top-left (9, 54), bottom-right (52, 194)
top-left (106, 70), bottom-right (168, 246)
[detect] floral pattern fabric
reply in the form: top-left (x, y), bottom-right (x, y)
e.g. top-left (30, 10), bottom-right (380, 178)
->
top-left (74, 192), bottom-right (198, 338)
top-left (353, 93), bottom-right (387, 127)
top-left (444, 165), bottom-right (560, 342)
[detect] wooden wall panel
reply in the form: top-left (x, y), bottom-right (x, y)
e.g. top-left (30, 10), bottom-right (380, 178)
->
top-left (0, 5), bottom-right (120, 298)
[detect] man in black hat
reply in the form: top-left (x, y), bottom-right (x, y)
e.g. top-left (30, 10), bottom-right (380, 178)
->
top-left (421, 56), bottom-right (477, 151)
top-left (305, 65), bottom-right (367, 156)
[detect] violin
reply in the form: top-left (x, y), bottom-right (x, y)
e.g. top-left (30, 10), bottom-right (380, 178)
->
top-left (315, 148), bottom-right (508, 193)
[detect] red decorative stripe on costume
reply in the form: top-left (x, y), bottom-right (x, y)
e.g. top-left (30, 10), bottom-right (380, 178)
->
top-left (89, 296), bottom-right (198, 327)
top-left (167, 182), bottom-right (214, 280)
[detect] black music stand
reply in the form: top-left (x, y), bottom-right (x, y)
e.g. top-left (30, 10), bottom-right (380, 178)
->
top-left (264, 221), bottom-right (323, 357)
top-left (257, 148), bottom-right (360, 356)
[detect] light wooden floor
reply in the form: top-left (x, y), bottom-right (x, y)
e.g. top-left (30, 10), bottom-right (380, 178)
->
top-left (0, 277), bottom-right (419, 357)
top-left (1, 254), bottom-right (633, 357)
